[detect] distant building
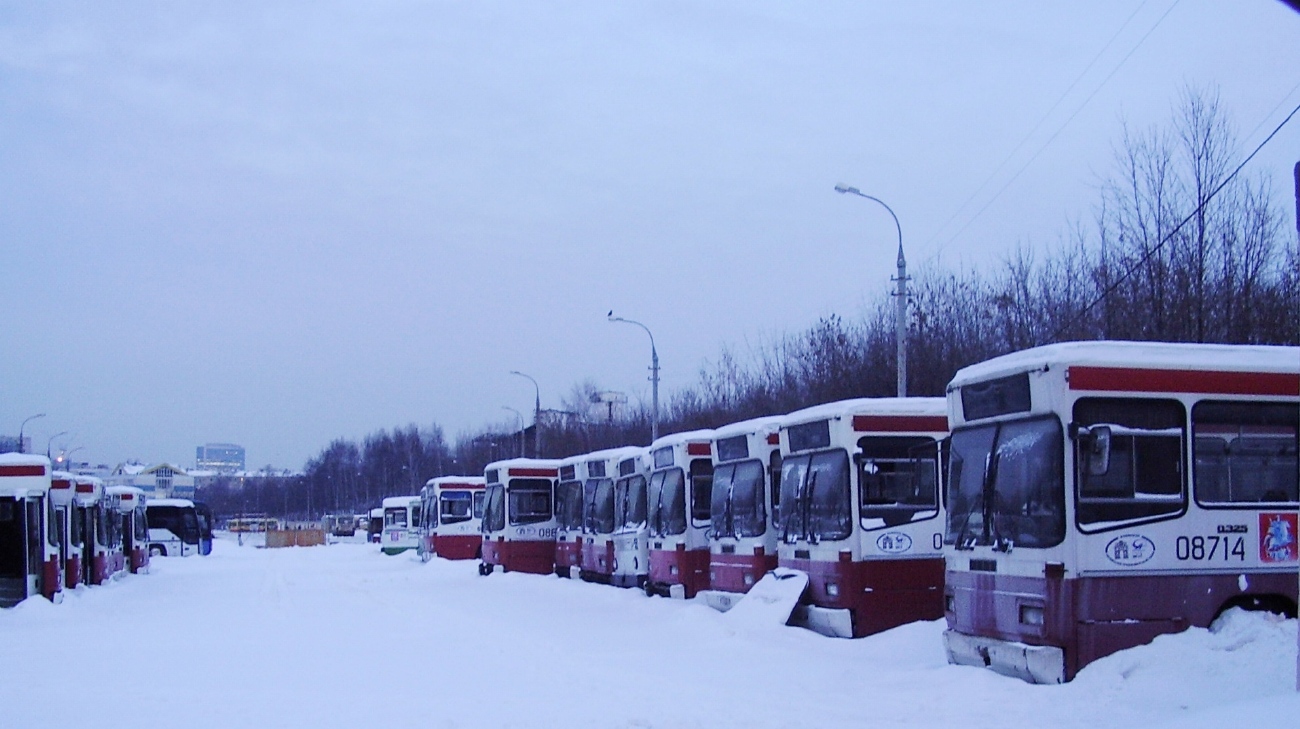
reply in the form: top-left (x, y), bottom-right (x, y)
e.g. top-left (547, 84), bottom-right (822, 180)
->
top-left (108, 462), bottom-right (196, 500)
top-left (196, 443), bottom-right (246, 473)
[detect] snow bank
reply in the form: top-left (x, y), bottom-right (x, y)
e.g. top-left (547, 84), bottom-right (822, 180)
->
top-left (1, 538), bottom-right (1294, 728)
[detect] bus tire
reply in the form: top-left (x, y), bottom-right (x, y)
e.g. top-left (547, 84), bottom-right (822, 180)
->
top-left (149, 545), bottom-right (166, 557)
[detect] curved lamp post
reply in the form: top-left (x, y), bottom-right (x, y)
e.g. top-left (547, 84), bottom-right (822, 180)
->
top-left (17, 413), bottom-right (45, 454)
top-left (509, 370), bottom-right (541, 457)
top-left (607, 311), bottom-right (660, 441)
top-left (834, 183), bottom-right (909, 397)
top-left (46, 430), bottom-right (69, 460)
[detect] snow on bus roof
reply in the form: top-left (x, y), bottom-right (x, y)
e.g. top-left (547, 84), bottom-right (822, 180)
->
top-left (0, 453), bottom-right (51, 469)
top-left (382, 495), bottom-right (419, 507)
top-left (483, 457), bottom-right (563, 473)
top-left (106, 485), bottom-right (145, 496)
top-left (950, 340), bottom-right (1300, 389)
top-left (711, 415), bottom-right (786, 440)
top-left (429, 475), bottom-right (486, 489)
top-left (148, 498), bottom-right (196, 507)
top-left (369, 507), bottom-right (383, 517)
top-left (781, 397), bottom-right (947, 427)
top-left (649, 429), bottom-right (715, 450)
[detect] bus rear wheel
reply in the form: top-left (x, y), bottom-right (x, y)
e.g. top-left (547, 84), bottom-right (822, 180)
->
top-left (149, 545), bottom-right (166, 557)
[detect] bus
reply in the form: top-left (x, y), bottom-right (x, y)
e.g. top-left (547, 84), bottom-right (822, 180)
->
top-left (611, 448), bottom-right (652, 589)
top-left (144, 498), bottom-right (205, 557)
top-left (479, 458), bottom-right (561, 576)
top-left (942, 341), bottom-right (1299, 684)
top-left (555, 455), bottom-right (586, 578)
top-left (381, 496), bottom-right (421, 555)
top-left (322, 513), bottom-right (356, 538)
top-left (699, 415), bottom-right (785, 612)
top-left (107, 485), bottom-right (149, 574)
top-left (778, 397), bottom-right (948, 638)
top-left (72, 475), bottom-right (117, 586)
top-left (573, 446), bottom-right (644, 584)
top-left (431, 477), bottom-right (487, 560)
top-left (367, 508), bottom-right (383, 543)
top-left (417, 481), bottom-right (438, 562)
top-left (645, 430), bottom-right (715, 599)
top-left (0, 454), bottom-right (61, 606)
top-left (227, 516), bottom-right (281, 533)
top-left (50, 471), bottom-right (78, 589)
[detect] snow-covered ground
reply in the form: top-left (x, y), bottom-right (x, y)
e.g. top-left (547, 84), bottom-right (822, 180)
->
top-left (2, 536), bottom-right (1296, 728)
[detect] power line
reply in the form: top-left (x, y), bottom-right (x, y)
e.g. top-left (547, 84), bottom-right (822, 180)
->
top-left (1043, 99), bottom-right (1300, 344)
top-left (924, 0), bottom-right (1153, 251)
top-left (932, 0), bottom-right (1181, 256)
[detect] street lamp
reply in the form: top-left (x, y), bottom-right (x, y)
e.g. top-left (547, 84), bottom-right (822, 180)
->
top-left (509, 370), bottom-right (541, 457)
top-left (46, 431), bottom-right (69, 460)
top-left (17, 413), bottom-right (44, 454)
top-left (607, 311), bottom-right (660, 441)
top-left (834, 183), bottom-right (909, 398)
top-left (502, 406), bottom-right (525, 458)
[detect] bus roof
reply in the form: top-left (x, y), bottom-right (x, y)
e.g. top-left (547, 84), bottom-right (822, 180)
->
top-left (711, 415), bottom-right (786, 440)
top-left (426, 476), bottom-right (486, 489)
top-left (649, 429), bottom-right (715, 451)
top-left (148, 498), bottom-right (196, 508)
top-left (382, 495), bottom-right (420, 508)
top-left (949, 341), bottom-right (1300, 392)
top-left (781, 397), bottom-right (947, 428)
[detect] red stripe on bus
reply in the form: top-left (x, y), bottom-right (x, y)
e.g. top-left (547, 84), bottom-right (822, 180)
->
top-left (0, 465), bottom-right (46, 477)
top-left (852, 415), bottom-right (949, 433)
top-left (508, 468), bottom-right (557, 477)
top-left (686, 442), bottom-right (711, 456)
top-left (76, 483), bottom-right (95, 493)
top-left (51, 480), bottom-right (72, 489)
top-left (766, 433), bottom-right (780, 445)
top-left (1067, 366), bottom-right (1299, 396)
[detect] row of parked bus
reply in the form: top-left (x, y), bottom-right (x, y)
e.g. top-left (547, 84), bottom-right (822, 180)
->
top-left (0, 457), bottom-right (214, 608)
top-left (375, 341), bottom-right (1298, 684)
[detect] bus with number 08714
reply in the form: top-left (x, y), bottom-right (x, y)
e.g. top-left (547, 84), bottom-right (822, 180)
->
top-left (941, 341), bottom-right (1299, 684)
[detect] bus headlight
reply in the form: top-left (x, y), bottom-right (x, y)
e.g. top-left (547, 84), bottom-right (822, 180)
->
top-left (1019, 604), bottom-right (1045, 626)
top-left (825, 583), bottom-right (839, 597)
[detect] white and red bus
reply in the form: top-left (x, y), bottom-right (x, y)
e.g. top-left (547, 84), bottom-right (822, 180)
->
top-left (555, 454), bottom-right (587, 578)
top-left (108, 485), bottom-right (150, 574)
top-left (698, 416), bottom-right (785, 612)
top-left (431, 476), bottom-right (486, 560)
top-left (381, 496), bottom-right (422, 555)
top-left (777, 397), bottom-right (948, 638)
top-left (0, 454), bottom-right (61, 606)
top-left (418, 481), bottom-right (438, 561)
top-left (611, 447), bottom-right (652, 589)
top-left (73, 475), bottom-right (116, 586)
top-left (645, 430), bottom-right (715, 599)
top-left (942, 341), bottom-right (1299, 684)
top-left (50, 471), bottom-right (79, 589)
top-left (575, 446), bottom-right (644, 585)
top-left (479, 458), bottom-right (561, 576)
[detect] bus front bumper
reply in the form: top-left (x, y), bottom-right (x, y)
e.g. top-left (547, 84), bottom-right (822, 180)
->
top-left (789, 605), bottom-right (854, 638)
top-left (943, 629), bottom-right (1065, 684)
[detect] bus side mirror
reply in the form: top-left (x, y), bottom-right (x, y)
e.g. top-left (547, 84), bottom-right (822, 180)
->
top-left (1082, 426), bottom-right (1112, 476)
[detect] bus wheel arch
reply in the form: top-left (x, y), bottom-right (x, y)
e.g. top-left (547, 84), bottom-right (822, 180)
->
top-left (1212, 594), bottom-right (1297, 625)
top-left (149, 544), bottom-right (167, 558)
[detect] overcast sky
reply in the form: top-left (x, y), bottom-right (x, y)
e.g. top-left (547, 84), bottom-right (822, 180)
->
top-left (2, 1), bottom-right (1297, 471)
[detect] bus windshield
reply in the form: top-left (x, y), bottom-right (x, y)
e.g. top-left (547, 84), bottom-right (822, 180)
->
top-left (384, 507), bottom-right (408, 528)
top-left (779, 450), bottom-right (851, 543)
top-left (0, 499), bottom-right (24, 579)
top-left (507, 479), bottom-right (553, 526)
top-left (556, 480), bottom-right (583, 530)
top-left (947, 416), bottom-right (1064, 549)
top-left (440, 492), bottom-right (474, 524)
top-left (482, 485), bottom-right (505, 533)
top-left (148, 506), bottom-right (201, 544)
top-left (648, 469), bottom-right (686, 537)
top-left (585, 478), bottom-right (614, 534)
top-left (711, 460), bottom-right (766, 539)
top-left (615, 475), bottom-right (647, 530)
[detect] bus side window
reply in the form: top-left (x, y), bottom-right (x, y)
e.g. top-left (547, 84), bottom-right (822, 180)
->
top-left (769, 450), bottom-right (782, 525)
top-left (689, 459), bottom-right (714, 524)
top-left (1074, 397), bottom-right (1186, 529)
top-left (1192, 401), bottom-right (1299, 506)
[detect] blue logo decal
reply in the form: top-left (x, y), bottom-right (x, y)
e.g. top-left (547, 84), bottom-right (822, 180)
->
top-left (1105, 534), bottom-right (1155, 566)
top-left (876, 532), bottom-right (913, 554)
